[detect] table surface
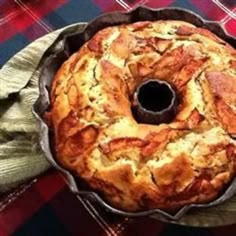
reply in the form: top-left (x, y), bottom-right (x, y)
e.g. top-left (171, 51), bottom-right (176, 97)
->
top-left (0, 0), bottom-right (236, 235)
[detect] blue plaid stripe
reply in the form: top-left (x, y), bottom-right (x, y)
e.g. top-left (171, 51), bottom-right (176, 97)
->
top-left (44, 0), bottom-right (102, 29)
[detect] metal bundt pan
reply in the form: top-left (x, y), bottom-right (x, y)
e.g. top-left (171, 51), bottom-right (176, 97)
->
top-left (32, 6), bottom-right (236, 221)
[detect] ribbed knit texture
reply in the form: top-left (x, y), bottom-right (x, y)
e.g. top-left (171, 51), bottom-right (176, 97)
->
top-left (0, 23), bottom-right (86, 193)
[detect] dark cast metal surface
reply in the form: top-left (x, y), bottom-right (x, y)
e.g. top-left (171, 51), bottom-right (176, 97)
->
top-left (132, 79), bottom-right (178, 125)
top-left (32, 6), bottom-right (236, 221)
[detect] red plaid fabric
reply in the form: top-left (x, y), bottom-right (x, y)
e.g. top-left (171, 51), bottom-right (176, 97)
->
top-left (0, 0), bottom-right (65, 42)
top-left (0, 0), bottom-right (236, 235)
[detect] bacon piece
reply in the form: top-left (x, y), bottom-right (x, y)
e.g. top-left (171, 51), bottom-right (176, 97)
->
top-left (230, 60), bottom-right (236, 69)
top-left (61, 125), bottom-right (99, 157)
top-left (186, 108), bottom-right (205, 129)
top-left (226, 144), bottom-right (236, 171)
top-left (215, 98), bottom-right (236, 136)
top-left (176, 25), bottom-right (195, 36)
top-left (102, 137), bottom-right (148, 154)
top-left (152, 154), bottom-right (194, 196)
top-left (130, 21), bottom-right (151, 31)
top-left (174, 107), bottom-right (205, 130)
top-left (87, 28), bottom-right (112, 53)
top-left (57, 111), bottom-right (78, 141)
top-left (145, 37), bottom-right (172, 53)
top-left (173, 57), bottom-right (207, 91)
top-left (206, 71), bottom-right (236, 135)
top-left (110, 32), bottom-right (133, 59)
top-left (176, 25), bottom-right (235, 52)
top-left (177, 25), bottom-right (224, 44)
top-left (155, 39), bottom-right (172, 53)
top-left (100, 60), bottom-right (128, 94)
top-left (137, 62), bottom-right (153, 77)
top-left (154, 46), bottom-right (191, 80)
top-left (206, 71), bottom-right (236, 104)
top-left (226, 144), bottom-right (236, 160)
top-left (141, 128), bottom-right (172, 157)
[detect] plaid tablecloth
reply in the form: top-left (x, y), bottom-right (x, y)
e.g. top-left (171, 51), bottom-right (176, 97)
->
top-left (0, 0), bottom-right (236, 235)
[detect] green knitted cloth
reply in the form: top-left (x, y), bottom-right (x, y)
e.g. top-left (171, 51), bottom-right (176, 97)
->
top-left (0, 23), bottom-right (86, 193)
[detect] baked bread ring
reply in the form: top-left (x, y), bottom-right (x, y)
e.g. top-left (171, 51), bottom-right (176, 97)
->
top-left (47, 20), bottom-right (236, 211)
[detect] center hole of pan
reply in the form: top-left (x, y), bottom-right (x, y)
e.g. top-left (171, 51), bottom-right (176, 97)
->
top-left (137, 80), bottom-right (174, 112)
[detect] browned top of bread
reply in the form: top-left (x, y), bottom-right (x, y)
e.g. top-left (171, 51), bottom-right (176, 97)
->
top-left (47, 20), bottom-right (236, 211)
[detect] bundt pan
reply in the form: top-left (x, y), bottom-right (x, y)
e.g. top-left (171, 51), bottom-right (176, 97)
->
top-left (33, 6), bottom-right (236, 221)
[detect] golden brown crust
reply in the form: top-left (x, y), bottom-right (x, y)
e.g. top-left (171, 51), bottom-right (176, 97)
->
top-left (206, 71), bottom-right (236, 136)
top-left (48, 20), bottom-right (236, 211)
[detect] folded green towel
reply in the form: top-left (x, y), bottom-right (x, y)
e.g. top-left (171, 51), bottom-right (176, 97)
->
top-left (0, 23), bottom-right (86, 193)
